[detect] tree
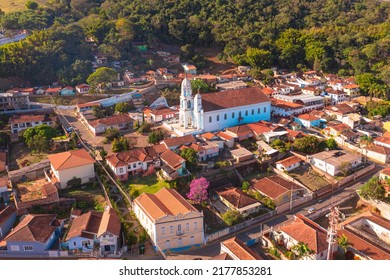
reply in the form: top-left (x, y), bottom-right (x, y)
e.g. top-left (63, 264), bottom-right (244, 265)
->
top-left (325, 138), bottom-right (338, 150)
top-left (245, 48), bottom-right (272, 69)
top-left (25, 0), bottom-right (39, 10)
top-left (115, 102), bottom-right (131, 113)
top-left (337, 234), bottom-right (350, 253)
top-left (29, 134), bottom-right (51, 153)
top-left (191, 79), bottom-right (209, 93)
top-left (86, 67), bottom-right (118, 89)
top-left (222, 210), bottom-right (244, 226)
top-left (271, 139), bottom-right (287, 152)
top-left (339, 162), bottom-right (352, 177)
top-left (359, 177), bottom-right (385, 200)
top-left (292, 136), bottom-right (325, 154)
top-left (23, 124), bottom-right (58, 153)
top-left (179, 147), bottom-right (198, 171)
top-left (147, 129), bottom-right (165, 144)
top-left (291, 242), bottom-right (313, 259)
top-left (187, 177), bottom-right (209, 204)
top-left (112, 137), bottom-right (129, 152)
top-left (92, 105), bottom-right (106, 119)
top-left (276, 29), bottom-right (305, 68)
top-left (241, 181), bottom-right (250, 192)
top-left (104, 128), bottom-right (120, 142)
top-left (138, 123), bottom-right (153, 134)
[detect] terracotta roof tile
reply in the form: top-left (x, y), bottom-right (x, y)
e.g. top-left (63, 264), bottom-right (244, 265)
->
top-left (161, 135), bottom-right (195, 148)
top-left (160, 150), bottom-right (185, 169)
top-left (134, 188), bottom-right (200, 222)
top-left (0, 206), bottom-right (16, 226)
top-left (201, 88), bottom-right (269, 112)
top-left (65, 211), bottom-right (103, 241)
top-left (9, 114), bottom-right (45, 124)
top-left (48, 149), bottom-right (95, 171)
top-left (217, 131), bottom-right (235, 140)
top-left (97, 208), bottom-right (121, 237)
top-left (251, 176), bottom-right (302, 199)
top-left (276, 156), bottom-right (301, 168)
top-left (221, 237), bottom-right (262, 260)
top-left (380, 167), bottom-right (390, 176)
top-left (106, 148), bottom-right (154, 167)
top-left (88, 114), bottom-right (133, 128)
top-left (296, 113), bottom-right (320, 122)
top-left (5, 214), bottom-right (58, 243)
top-left (216, 187), bottom-right (260, 209)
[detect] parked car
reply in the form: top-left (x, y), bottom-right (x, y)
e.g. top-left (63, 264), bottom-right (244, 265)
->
top-left (308, 207), bottom-right (316, 214)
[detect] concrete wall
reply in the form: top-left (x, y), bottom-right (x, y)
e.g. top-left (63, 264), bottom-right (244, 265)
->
top-left (360, 197), bottom-right (390, 220)
top-left (56, 164), bottom-right (95, 189)
top-left (8, 160), bottom-right (50, 183)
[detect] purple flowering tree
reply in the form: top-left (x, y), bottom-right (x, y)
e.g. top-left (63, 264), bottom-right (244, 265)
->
top-left (187, 177), bottom-right (209, 204)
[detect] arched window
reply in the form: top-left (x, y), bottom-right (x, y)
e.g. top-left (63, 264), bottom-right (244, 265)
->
top-left (209, 116), bottom-right (212, 123)
top-left (232, 112), bottom-right (235, 118)
top-left (224, 113), bottom-right (227, 120)
top-left (245, 110), bottom-right (248, 116)
top-left (258, 108), bottom-right (260, 114)
top-left (187, 100), bottom-right (191, 109)
top-left (251, 109), bottom-right (254, 115)
top-left (217, 115), bottom-right (220, 121)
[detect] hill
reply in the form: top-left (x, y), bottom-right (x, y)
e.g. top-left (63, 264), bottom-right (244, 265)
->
top-left (0, 0), bottom-right (47, 13)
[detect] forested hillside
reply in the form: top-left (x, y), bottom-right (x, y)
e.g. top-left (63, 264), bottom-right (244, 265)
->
top-left (0, 0), bottom-right (389, 92)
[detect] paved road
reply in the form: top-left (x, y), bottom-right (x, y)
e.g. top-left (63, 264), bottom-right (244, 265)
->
top-left (165, 165), bottom-right (382, 260)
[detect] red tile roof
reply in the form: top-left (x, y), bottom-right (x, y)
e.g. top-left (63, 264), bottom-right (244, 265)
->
top-left (88, 114), bottom-right (133, 128)
top-left (200, 132), bottom-right (216, 140)
top-left (4, 214), bottom-right (58, 243)
top-left (134, 188), bottom-right (200, 222)
top-left (380, 167), bottom-right (390, 176)
top-left (106, 148), bottom-right (154, 167)
top-left (226, 124), bottom-right (253, 137)
top-left (216, 187), bottom-right (260, 209)
top-left (296, 113), bottom-right (320, 122)
top-left (217, 131), bottom-right (235, 140)
top-left (160, 150), bottom-right (185, 169)
top-left (276, 156), bottom-right (301, 168)
top-left (161, 134), bottom-right (195, 148)
top-left (9, 114), bottom-right (45, 124)
top-left (201, 88), bottom-right (269, 112)
top-left (48, 149), bottom-right (95, 171)
top-left (251, 176), bottom-right (302, 200)
top-left (45, 87), bottom-right (62, 93)
top-left (65, 211), bottom-right (102, 241)
top-left (280, 214), bottom-right (328, 254)
top-left (270, 98), bottom-right (303, 109)
top-left (262, 87), bottom-right (276, 95)
top-left (221, 237), bottom-right (262, 260)
top-left (343, 84), bottom-right (360, 89)
top-left (97, 208), bottom-right (121, 237)
top-left (0, 206), bottom-right (16, 226)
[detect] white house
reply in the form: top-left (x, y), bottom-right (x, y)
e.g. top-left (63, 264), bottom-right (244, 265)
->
top-left (9, 114), bottom-right (57, 135)
top-left (75, 84), bottom-right (90, 94)
top-left (47, 149), bottom-right (96, 189)
top-left (276, 156), bottom-right (302, 172)
top-left (309, 150), bottom-right (362, 176)
top-left (133, 188), bottom-right (204, 252)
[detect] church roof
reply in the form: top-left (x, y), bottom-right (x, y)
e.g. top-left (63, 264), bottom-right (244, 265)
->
top-left (200, 88), bottom-right (269, 112)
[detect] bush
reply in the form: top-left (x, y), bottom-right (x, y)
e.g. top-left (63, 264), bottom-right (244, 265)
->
top-left (138, 123), bottom-right (153, 133)
top-left (222, 210), bottom-right (244, 226)
top-left (67, 177), bottom-right (82, 188)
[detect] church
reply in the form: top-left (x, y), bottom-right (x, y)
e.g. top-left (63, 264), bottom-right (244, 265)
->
top-left (164, 77), bottom-right (271, 135)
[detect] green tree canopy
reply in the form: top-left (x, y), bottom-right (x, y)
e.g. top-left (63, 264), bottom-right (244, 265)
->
top-left (147, 129), bottom-right (165, 144)
top-left (221, 210), bottom-right (244, 226)
top-left (179, 147), bottom-right (197, 171)
top-left (111, 137), bottom-right (129, 152)
top-left (292, 136), bottom-right (326, 154)
top-left (245, 48), bottom-right (272, 69)
top-left (86, 67), bottom-right (117, 89)
top-left (359, 177), bottom-right (385, 200)
top-left (191, 79), bottom-right (209, 93)
top-left (23, 124), bottom-right (58, 153)
top-left (115, 102), bottom-right (131, 113)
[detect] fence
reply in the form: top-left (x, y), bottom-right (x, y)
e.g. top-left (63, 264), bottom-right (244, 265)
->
top-left (8, 160), bottom-right (51, 182)
top-left (205, 210), bottom-right (276, 242)
top-left (336, 163), bottom-right (376, 186)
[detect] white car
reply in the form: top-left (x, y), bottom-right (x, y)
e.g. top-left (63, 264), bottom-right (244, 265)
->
top-left (308, 207), bottom-right (316, 214)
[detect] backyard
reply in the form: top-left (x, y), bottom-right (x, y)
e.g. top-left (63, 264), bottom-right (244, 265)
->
top-left (126, 174), bottom-right (170, 196)
top-left (289, 166), bottom-right (331, 191)
top-left (59, 182), bottom-right (106, 211)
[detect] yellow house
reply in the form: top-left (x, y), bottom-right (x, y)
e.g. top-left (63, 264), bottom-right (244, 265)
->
top-left (47, 149), bottom-right (96, 189)
top-left (133, 188), bottom-right (204, 252)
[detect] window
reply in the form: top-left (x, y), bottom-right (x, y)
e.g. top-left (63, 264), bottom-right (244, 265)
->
top-left (186, 223), bottom-right (190, 231)
top-left (165, 240), bottom-right (170, 248)
top-left (232, 112), bottom-right (235, 118)
top-left (264, 107), bottom-right (267, 113)
top-left (239, 111), bottom-right (242, 118)
top-left (194, 222), bottom-right (197, 230)
top-left (73, 242), bottom-right (76, 246)
top-left (187, 100), bottom-right (191, 109)
top-left (178, 224), bottom-right (182, 232)
top-left (216, 115), bottom-right (219, 121)
top-left (24, 245), bottom-right (33, 251)
top-left (10, 245), bottom-right (20, 251)
top-left (258, 108), bottom-right (260, 114)
top-left (224, 113), bottom-right (227, 120)
top-left (162, 227), bottom-right (165, 235)
top-left (251, 109), bottom-right (254, 115)
top-left (133, 163), bottom-right (137, 168)
top-left (209, 116), bottom-right (212, 123)
top-left (119, 168), bottom-right (123, 173)
top-left (128, 165), bottom-right (131, 170)
top-left (170, 226), bottom-right (174, 234)
top-left (245, 110), bottom-right (248, 116)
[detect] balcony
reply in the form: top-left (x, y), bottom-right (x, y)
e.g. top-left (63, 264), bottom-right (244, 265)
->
top-left (176, 230), bottom-right (184, 236)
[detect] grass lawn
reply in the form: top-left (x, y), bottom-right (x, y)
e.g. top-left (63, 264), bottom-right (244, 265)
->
top-left (59, 182), bottom-right (106, 210)
top-left (0, 0), bottom-right (48, 13)
top-left (127, 174), bottom-right (169, 195)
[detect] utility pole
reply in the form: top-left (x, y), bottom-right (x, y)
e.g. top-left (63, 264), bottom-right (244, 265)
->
top-left (326, 206), bottom-right (342, 260)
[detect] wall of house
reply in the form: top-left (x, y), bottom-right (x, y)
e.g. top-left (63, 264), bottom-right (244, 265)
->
top-left (365, 150), bottom-right (389, 164)
top-left (7, 231), bottom-right (57, 252)
top-left (67, 236), bottom-right (94, 251)
top-left (276, 162), bottom-right (300, 172)
top-left (56, 164), bottom-right (95, 189)
top-left (0, 212), bottom-right (16, 239)
top-left (202, 102), bottom-right (271, 132)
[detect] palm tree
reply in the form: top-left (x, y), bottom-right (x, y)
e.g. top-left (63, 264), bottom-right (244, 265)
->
top-left (291, 242), bottom-right (314, 260)
top-left (337, 234), bottom-right (350, 253)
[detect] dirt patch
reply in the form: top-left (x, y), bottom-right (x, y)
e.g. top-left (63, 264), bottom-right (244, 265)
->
top-left (196, 47), bottom-right (236, 74)
top-left (14, 178), bottom-right (51, 202)
top-left (194, 204), bottom-right (226, 233)
top-left (290, 166), bottom-right (331, 191)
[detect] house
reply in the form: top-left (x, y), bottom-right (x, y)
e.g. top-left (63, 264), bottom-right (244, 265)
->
top-left (60, 86), bottom-right (75, 96)
top-left (215, 186), bottom-right (261, 217)
top-left (323, 123), bottom-right (351, 138)
top-left (133, 188), bottom-right (204, 252)
top-left (262, 130), bottom-right (289, 144)
top-left (341, 113), bottom-right (361, 129)
top-left (0, 206), bottom-right (16, 239)
top-left (342, 84), bottom-right (360, 96)
top-left (294, 114), bottom-right (321, 128)
top-left (216, 81), bottom-right (247, 91)
top-left (323, 88), bottom-right (347, 105)
top-left (160, 135), bottom-right (196, 151)
top-left (301, 86), bottom-right (317, 95)
top-left (274, 214), bottom-right (330, 260)
top-left (159, 150), bottom-right (187, 180)
top-left (76, 102), bottom-right (101, 113)
top-left (87, 114), bottom-right (134, 136)
top-left (262, 87), bottom-right (277, 96)
top-left (309, 150), bottom-right (362, 176)
top-left (272, 94), bottom-right (324, 112)
top-left (364, 145), bottom-right (390, 164)
top-left (47, 149), bottom-right (96, 189)
top-left (374, 132), bottom-right (390, 149)
top-left (257, 140), bottom-right (278, 158)
top-left (179, 143), bottom-right (206, 162)
top-left (182, 64), bottom-right (197, 75)
top-left (220, 237), bottom-right (262, 260)
top-left (216, 131), bottom-right (235, 148)
top-left (286, 129), bottom-right (306, 141)
top-left (75, 84), bottom-right (90, 94)
top-left (270, 98), bottom-right (304, 117)
top-left (3, 214), bottom-right (63, 253)
top-left (63, 208), bottom-right (121, 254)
top-left (337, 212), bottom-right (390, 260)
top-left (226, 125), bottom-right (254, 141)
top-left (9, 114), bottom-right (57, 135)
top-left (143, 106), bottom-right (178, 123)
top-left (231, 148), bottom-right (254, 163)
top-left (276, 156), bottom-right (302, 172)
top-left (105, 148), bottom-right (160, 181)
top-left (379, 167), bottom-right (390, 183)
top-left (0, 92), bottom-right (30, 112)
top-left (251, 176), bottom-right (304, 207)
top-left (194, 74), bottom-right (218, 85)
top-left (325, 103), bottom-right (356, 121)
top-left (45, 87), bottom-right (61, 96)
